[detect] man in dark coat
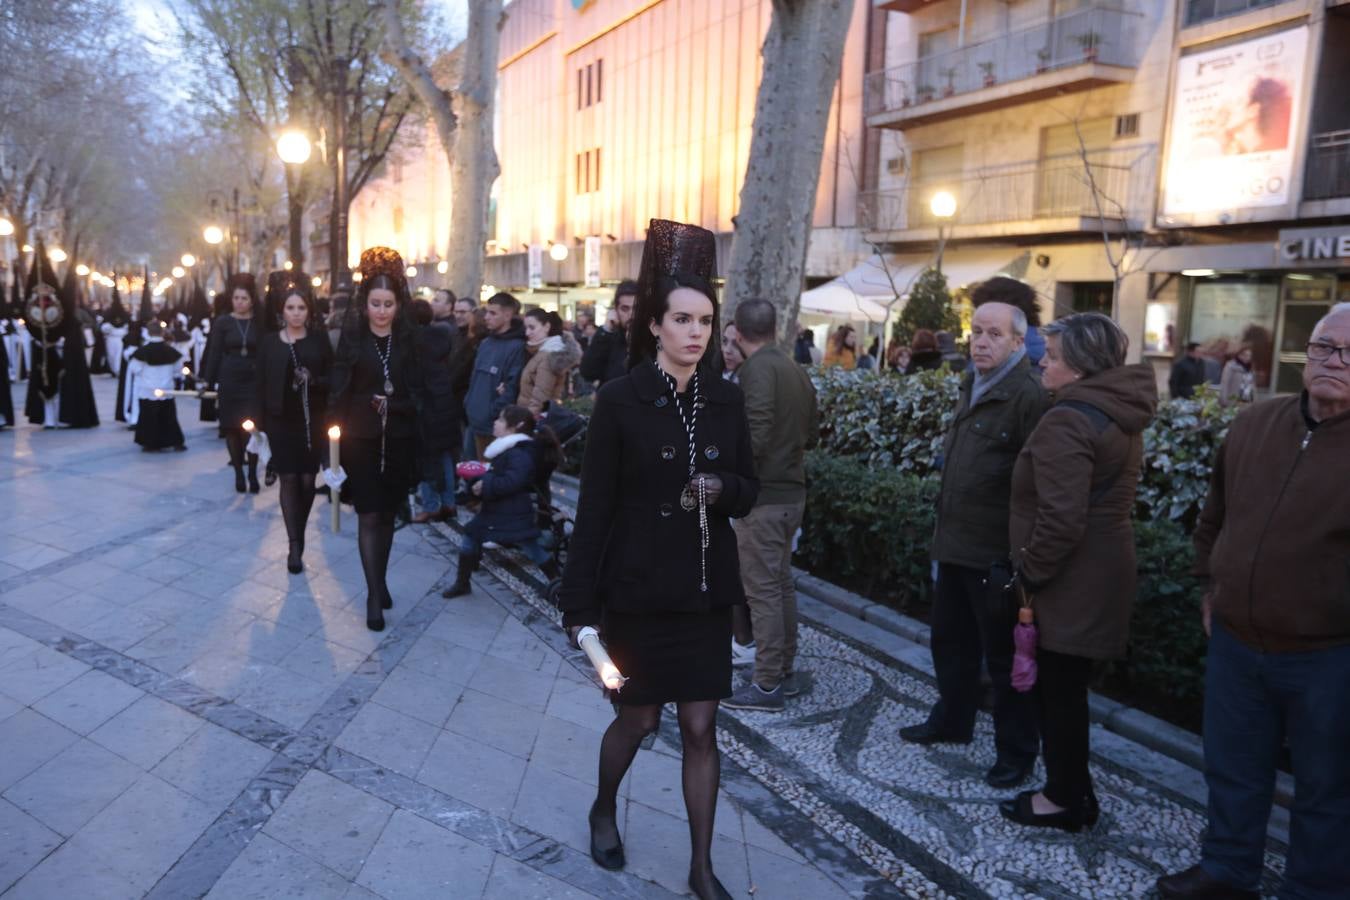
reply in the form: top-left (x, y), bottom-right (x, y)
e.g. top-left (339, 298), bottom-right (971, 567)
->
top-left (900, 301), bottom-right (1047, 789)
top-left (579, 280), bottom-right (637, 387)
top-left (1158, 304), bottom-right (1350, 900)
top-left (1168, 342), bottom-right (1207, 399)
top-left (412, 294), bottom-right (463, 522)
top-left (463, 292), bottom-right (525, 459)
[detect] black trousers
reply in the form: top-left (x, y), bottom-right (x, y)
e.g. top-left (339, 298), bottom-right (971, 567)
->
top-left (1037, 648), bottom-right (1095, 810)
top-left (928, 563), bottom-right (1039, 764)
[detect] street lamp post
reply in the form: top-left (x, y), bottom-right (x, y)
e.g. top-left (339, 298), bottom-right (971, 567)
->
top-left (277, 128), bottom-right (312, 272)
top-left (331, 55), bottom-right (349, 287)
top-left (549, 243), bottom-right (569, 310)
top-left (929, 190), bottom-right (957, 275)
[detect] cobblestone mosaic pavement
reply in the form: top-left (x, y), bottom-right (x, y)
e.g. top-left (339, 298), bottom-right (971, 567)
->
top-left (0, 378), bottom-right (1291, 898)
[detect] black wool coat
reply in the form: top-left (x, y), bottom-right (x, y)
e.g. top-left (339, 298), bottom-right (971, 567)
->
top-left (558, 359), bottom-right (760, 628)
top-left (254, 331), bottom-right (332, 430)
top-left (416, 320), bottom-right (463, 456)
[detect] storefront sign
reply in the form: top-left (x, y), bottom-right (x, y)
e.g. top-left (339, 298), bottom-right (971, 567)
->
top-left (584, 236), bottom-right (601, 288)
top-left (1279, 227), bottom-right (1350, 265)
top-left (1161, 26), bottom-right (1309, 225)
top-left (527, 244), bottom-right (543, 290)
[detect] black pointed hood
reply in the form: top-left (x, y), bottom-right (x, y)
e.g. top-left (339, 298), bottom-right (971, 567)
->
top-left (138, 267), bottom-right (155, 321)
top-left (105, 284), bottom-right (129, 327)
top-left (189, 281), bottom-right (212, 328)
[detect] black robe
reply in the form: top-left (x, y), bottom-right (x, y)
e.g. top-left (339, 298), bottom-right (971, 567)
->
top-left (57, 317), bottom-right (99, 428)
top-left (0, 332), bottom-right (11, 427)
top-left (115, 322), bottom-right (144, 424)
top-left (25, 328), bottom-right (63, 423)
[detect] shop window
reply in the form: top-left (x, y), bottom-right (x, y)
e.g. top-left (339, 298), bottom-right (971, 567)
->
top-left (1188, 276), bottom-right (1279, 389)
top-left (1070, 282), bottom-right (1113, 315)
top-left (577, 60), bottom-right (604, 109)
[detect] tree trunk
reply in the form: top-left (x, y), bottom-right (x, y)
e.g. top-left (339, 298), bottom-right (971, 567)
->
top-left (722, 0), bottom-right (852, 345)
top-left (380, 0), bottom-right (502, 303)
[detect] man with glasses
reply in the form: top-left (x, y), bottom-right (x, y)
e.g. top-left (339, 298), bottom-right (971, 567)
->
top-left (1158, 303), bottom-right (1350, 899)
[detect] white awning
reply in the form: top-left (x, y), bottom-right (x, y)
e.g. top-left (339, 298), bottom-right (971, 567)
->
top-left (798, 249), bottom-right (1026, 323)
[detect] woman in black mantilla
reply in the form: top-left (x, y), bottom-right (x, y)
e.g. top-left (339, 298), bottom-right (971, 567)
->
top-left (557, 220), bottom-right (759, 900)
top-left (202, 273), bottom-right (263, 493)
top-left (255, 273), bottom-right (332, 574)
top-left (330, 247), bottom-right (422, 632)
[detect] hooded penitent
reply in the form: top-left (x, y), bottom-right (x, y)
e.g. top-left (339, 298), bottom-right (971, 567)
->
top-left (23, 241), bottom-right (66, 422)
top-left (56, 237), bottom-right (100, 427)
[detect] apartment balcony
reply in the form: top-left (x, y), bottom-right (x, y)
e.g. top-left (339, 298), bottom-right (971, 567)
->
top-left (859, 145), bottom-right (1157, 244)
top-left (865, 6), bottom-right (1143, 129)
top-left (1304, 131), bottom-right (1350, 201)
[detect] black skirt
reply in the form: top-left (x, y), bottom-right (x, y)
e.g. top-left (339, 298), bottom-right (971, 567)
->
top-left (134, 399), bottom-right (185, 450)
top-left (269, 422), bottom-right (322, 475)
top-left (601, 606), bottom-right (732, 706)
top-left (342, 434), bottom-right (416, 514)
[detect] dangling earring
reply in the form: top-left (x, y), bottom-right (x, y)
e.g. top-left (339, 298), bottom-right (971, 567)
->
top-left (655, 336), bottom-right (663, 353)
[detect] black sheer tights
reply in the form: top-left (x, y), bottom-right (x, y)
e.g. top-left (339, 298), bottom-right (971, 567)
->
top-left (357, 511), bottom-right (396, 626)
top-left (224, 428), bottom-right (245, 467)
top-left (593, 700), bottom-right (730, 900)
top-left (278, 474), bottom-right (316, 568)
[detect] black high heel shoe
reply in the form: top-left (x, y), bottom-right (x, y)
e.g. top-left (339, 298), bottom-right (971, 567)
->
top-left (998, 790), bottom-right (1093, 833)
top-left (286, 542), bottom-right (303, 574)
top-left (233, 467), bottom-right (246, 493)
top-left (588, 803), bottom-right (624, 870)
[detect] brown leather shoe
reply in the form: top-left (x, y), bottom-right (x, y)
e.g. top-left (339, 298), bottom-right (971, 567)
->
top-left (1156, 865), bottom-right (1258, 899)
top-left (411, 510), bottom-right (437, 524)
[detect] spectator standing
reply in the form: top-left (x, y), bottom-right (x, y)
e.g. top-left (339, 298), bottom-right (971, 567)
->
top-left (937, 331), bottom-right (967, 370)
top-left (823, 324), bottom-right (858, 369)
top-left (857, 336), bottom-right (880, 370)
top-left (573, 308), bottom-right (596, 351)
top-left (973, 277), bottom-right (1045, 365)
top-left (900, 301), bottom-right (1047, 789)
top-left (1157, 304), bottom-right (1350, 900)
top-left (1219, 344), bottom-right (1255, 407)
top-left (411, 296), bottom-right (462, 523)
top-left (793, 324), bottom-right (815, 365)
top-left (887, 342), bottom-right (913, 373)
top-left (999, 313), bottom-right (1157, 831)
top-left (720, 322), bottom-right (744, 383)
top-left (722, 299), bottom-right (819, 712)
top-left (517, 308), bottom-right (582, 415)
top-left (464, 292), bottom-right (526, 459)
top-left (580, 280), bottom-right (637, 387)
top-left (1168, 342), bottom-right (1207, 399)
top-left (905, 329), bottom-right (945, 374)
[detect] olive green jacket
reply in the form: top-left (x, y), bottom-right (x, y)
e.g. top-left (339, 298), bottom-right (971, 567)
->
top-left (737, 344), bottom-right (818, 506)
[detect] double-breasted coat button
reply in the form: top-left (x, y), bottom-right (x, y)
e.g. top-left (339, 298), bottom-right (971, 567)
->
top-left (654, 395), bottom-right (668, 408)
top-left (704, 445), bottom-right (719, 460)
top-left (659, 503), bottom-right (673, 517)
top-left (660, 445), bottom-right (676, 460)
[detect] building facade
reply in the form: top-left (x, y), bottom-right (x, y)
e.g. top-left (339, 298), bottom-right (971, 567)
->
top-left (864, 0), bottom-right (1349, 386)
top-left (349, 0), bottom-right (876, 326)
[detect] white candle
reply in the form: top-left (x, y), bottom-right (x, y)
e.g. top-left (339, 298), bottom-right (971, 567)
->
top-left (327, 425), bottom-right (341, 533)
top-left (576, 627), bottom-right (626, 691)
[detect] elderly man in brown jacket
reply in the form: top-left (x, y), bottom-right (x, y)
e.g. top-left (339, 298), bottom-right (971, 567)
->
top-left (1158, 303), bottom-right (1350, 900)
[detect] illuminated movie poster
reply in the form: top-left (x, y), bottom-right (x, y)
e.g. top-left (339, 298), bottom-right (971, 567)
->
top-left (1161, 26), bottom-right (1308, 223)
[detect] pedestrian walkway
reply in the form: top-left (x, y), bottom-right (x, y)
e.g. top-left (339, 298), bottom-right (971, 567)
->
top-left (0, 379), bottom-right (1290, 898)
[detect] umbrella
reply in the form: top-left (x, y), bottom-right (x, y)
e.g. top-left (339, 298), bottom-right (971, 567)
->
top-left (1011, 605), bottom-right (1038, 693)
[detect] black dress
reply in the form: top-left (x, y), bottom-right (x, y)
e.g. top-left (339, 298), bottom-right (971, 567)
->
top-left (331, 329), bottom-right (421, 514)
top-left (202, 314), bottom-right (260, 432)
top-left (256, 331), bottom-right (332, 475)
top-left (557, 360), bottom-right (759, 706)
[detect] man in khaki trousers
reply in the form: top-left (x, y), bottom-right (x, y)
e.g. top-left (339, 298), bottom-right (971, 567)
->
top-left (722, 300), bottom-right (819, 712)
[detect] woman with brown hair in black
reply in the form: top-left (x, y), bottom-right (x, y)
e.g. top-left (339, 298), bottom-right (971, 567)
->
top-left (202, 272), bottom-right (263, 492)
top-left (255, 273), bottom-right (332, 574)
top-left (330, 248), bottom-right (423, 631)
top-left (558, 220), bottom-right (758, 900)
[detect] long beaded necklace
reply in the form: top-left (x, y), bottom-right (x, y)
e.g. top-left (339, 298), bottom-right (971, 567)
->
top-left (657, 363), bottom-right (709, 593)
top-left (373, 332), bottom-right (393, 473)
top-left (285, 333), bottom-right (311, 451)
top-left (234, 316), bottom-right (252, 358)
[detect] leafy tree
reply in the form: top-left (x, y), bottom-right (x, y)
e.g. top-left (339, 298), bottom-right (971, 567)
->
top-left (894, 267), bottom-right (959, 346)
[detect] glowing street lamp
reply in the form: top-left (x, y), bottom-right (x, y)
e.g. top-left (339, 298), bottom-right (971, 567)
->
top-left (21, 243), bottom-right (33, 253)
top-left (929, 190), bottom-right (957, 274)
top-left (436, 260), bottom-right (449, 275)
top-left (405, 265), bottom-right (418, 278)
top-left (203, 225), bottom-right (224, 245)
top-left (49, 247), bottom-right (68, 263)
top-left (310, 276), bottom-right (322, 288)
top-left (181, 253), bottom-right (196, 268)
top-left (548, 243), bottom-right (569, 306)
top-left (283, 260), bottom-right (293, 271)
top-left (276, 129), bottom-right (312, 165)
top-left (75, 264), bottom-right (90, 277)
top-left (0, 217), bottom-right (13, 236)
top-left (172, 265), bottom-right (186, 278)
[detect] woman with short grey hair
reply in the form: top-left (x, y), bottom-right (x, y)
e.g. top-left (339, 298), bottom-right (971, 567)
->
top-left (1000, 312), bottom-right (1159, 832)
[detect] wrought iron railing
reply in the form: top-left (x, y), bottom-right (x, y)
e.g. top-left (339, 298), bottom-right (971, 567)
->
top-left (1304, 131), bottom-right (1350, 201)
top-left (859, 145), bottom-right (1157, 232)
top-left (864, 5), bottom-right (1143, 118)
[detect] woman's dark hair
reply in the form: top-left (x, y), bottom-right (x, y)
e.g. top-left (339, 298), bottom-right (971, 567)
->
top-left (868, 337), bottom-right (880, 356)
top-left (911, 328), bottom-right (938, 352)
top-left (525, 307), bottom-right (564, 337)
top-left (499, 404), bottom-right (562, 475)
top-left (972, 276), bottom-right (1041, 328)
top-left (336, 271), bottom-right (417, 370)
top-left (278, 282), bottom-right (315, 327)
top-left (411, 298), bottom-right (433, 327)
top-left (829, 324), bottom-right (855, 353)
top-left (626, 271), bottom-right (719, 370)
